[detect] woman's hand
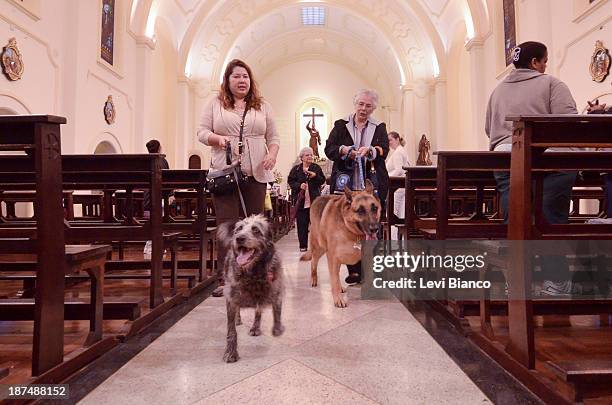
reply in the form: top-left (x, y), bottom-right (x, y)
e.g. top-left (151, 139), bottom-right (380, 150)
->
top-left (263, 153), bottom-right (277, 170)
top-left (357, 146), bottom-right (371, 158)
top-left (300, 183), bottom-right (307, 190)
top-left (216, 135), bottom-right (230, 149)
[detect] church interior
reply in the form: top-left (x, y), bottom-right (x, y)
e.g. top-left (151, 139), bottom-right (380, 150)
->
top-left (1, 0), bottom-right (612, 403)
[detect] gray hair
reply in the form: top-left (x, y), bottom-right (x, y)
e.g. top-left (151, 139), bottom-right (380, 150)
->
top-left (353, 89), bottom-right (379, 108)
top-left (299, 146), bottom-right (314, 159)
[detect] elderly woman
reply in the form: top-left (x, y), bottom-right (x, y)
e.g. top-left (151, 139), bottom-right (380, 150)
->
top-left (324, 89), bottom-right (389, 284)
top-left (288, 147), bottom-right (326, 252)
top-left (197, 59), bottom-right (280, 297)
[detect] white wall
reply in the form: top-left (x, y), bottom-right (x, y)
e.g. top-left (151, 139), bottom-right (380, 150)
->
top-left (258, 59), bottom-right (389, 186)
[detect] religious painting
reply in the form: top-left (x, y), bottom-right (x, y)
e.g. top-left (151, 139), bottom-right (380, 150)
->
top-left (300, 107), bottom-right (328, 161)
top-left (1, 38), bottom-right (24, 81)
top-left (104, 95), bottom-right (116, 124)
top-left (590, 41), bottom-right (610, 83)
top-left (503, 0), bottom-right (517, 66)
top-left (100, 0), bottom-right (115, 66)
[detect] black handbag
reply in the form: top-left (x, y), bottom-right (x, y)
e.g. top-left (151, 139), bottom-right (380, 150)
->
top-left (206, 145), bottom-right (246, 195)
top-left (206, 108), bottom-right (249, 216)
top-left (334, 155), bottom-right (378, 193)
top-left (206, 108), bottom-right (248, 195)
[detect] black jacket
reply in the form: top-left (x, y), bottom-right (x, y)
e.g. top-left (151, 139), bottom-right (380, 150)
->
top-left (324, 117), bottom-right (389, 200)
top-left (287, 163), bottom-right (325, 209)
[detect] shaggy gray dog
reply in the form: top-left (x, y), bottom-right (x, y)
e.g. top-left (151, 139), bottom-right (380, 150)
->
top-left (216, 215), bottom-right (285, 363)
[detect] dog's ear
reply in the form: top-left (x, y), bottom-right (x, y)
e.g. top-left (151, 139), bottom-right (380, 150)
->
top-left (216, 221), bottom-right (236, 249)
top-left (365, 179), bottom-right (374, 195)
top-left (344, 185), bottom-right (353, 202)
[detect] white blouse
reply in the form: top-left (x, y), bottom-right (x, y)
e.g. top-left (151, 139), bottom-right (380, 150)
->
top-left (386, 145), bottom-right (409, 177)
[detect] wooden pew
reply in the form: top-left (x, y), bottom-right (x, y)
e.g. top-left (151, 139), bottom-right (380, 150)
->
top-left (0, 115), bottom-right (119, 378)
top-left (0, 154), bottom-right (180, 308)
top-left (0, 115), bottom-right (67, 376)
top-left (469, 114), bottom-right (612, 403)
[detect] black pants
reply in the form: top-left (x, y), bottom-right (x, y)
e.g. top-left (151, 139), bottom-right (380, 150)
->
top-left (296, 208), bottom-right (310, 249)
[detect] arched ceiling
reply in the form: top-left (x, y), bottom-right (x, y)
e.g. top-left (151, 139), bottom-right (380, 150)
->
top-left (130, 0), bottom-right (492, 86)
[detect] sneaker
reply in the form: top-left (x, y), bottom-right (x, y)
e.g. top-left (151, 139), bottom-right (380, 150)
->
top-left (540, 280), bottom-right (581, 297)
top-left (299, 248), bottom-right (307, 252)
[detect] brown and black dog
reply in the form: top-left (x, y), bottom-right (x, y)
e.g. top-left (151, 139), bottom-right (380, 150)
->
top-left (301, 180), bottom-right (381, 308)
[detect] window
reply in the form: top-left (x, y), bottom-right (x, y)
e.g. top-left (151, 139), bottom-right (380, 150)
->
top-left (301, 7), bottom-right (325, 26)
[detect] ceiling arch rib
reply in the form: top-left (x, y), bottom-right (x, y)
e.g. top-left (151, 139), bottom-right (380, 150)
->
top-left (239, 28), bottom-right (402, 104)
top-left (182, 0), bottom-right (441, 87)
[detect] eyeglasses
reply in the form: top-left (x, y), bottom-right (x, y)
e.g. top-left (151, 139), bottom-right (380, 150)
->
top-left (356, 101), bottom-right (373, 109)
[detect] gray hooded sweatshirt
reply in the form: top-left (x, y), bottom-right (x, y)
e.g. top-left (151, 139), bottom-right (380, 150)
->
top-left (485, 68), bottom-right (577, 151)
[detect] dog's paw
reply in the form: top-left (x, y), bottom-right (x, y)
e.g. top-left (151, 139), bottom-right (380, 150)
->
top-left (311, 278), bottom-right (318, 287)
top-left (272, 324), bottom-right (285, 337)
top-left (223, 350), bottom-right (240, 363)
top-left (249, 327), bottom-right (262, 336)
top-left (333, 295), bottom-right (348, 308)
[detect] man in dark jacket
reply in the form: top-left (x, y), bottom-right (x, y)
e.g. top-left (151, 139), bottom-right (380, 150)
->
top-left (324, 89), bottom-right (389, 284)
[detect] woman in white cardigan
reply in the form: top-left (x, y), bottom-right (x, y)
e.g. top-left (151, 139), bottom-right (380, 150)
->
top-left (385, 131), bottom-right (409, 239)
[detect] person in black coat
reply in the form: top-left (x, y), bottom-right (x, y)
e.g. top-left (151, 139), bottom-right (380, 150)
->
top-left (288, 147), bottom-right (326, 251)
top-left (324, 89), bottom-right (389, 284)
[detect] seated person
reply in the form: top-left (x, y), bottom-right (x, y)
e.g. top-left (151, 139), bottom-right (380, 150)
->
top-left (485, 41), bottom-right (578, 296)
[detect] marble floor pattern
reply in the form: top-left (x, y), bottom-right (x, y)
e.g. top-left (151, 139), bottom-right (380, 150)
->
top-left (79, 230), bottom-right (491, 405)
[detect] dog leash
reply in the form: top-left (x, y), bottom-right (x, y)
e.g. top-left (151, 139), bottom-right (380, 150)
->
top-left (345, 145), bottom-right (366, 191)
top-left (234, 108), bottom-right (248, 217)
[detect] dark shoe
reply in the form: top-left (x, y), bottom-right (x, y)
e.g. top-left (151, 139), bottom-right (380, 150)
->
top-left (212, 286), bottom-right (224, 297)
top-left (345, 273), bottom-right (361, 285)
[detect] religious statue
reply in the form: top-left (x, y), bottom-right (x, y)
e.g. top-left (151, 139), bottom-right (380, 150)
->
top-left (417, 134), bottom-right (432, 166)
top-left (306, 120), bottom-right (321, 158)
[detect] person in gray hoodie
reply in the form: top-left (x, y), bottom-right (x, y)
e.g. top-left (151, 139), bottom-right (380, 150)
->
top-left (485, 41), bottom-right (579, 296)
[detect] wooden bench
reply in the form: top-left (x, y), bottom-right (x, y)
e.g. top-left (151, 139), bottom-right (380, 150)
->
top-left (0, 153), bottom-right (182, 308)
top-left (0, 115), bottom-right (84, 376)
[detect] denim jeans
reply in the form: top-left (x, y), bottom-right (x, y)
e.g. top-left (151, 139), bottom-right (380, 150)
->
top-left (494, 171), bottom-right (577, 282)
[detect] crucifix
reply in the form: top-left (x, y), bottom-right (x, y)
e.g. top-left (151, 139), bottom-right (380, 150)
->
top-left (303, 107), bottom-right (324, 129)
top-left (303, 108), bottom-right (324, 157)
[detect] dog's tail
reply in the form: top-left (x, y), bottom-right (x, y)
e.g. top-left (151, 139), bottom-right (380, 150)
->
top-left (300, 251), bottom-right (312, 261)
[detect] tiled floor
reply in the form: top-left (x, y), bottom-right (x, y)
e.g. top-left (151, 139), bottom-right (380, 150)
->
top-left (79, 230), bottom-right (491, 405)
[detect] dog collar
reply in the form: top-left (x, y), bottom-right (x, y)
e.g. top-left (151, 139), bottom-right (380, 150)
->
top-left (353, 235), bottom-right (362, 251)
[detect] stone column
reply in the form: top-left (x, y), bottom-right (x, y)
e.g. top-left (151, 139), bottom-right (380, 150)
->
top-left (133, 36), bottom-right (156, 152)
top-left (465, 38), bottom-right (488, 150)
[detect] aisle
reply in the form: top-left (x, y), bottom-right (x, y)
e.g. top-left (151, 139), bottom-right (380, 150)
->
top-left (79, 230), bottom-right (490, 405)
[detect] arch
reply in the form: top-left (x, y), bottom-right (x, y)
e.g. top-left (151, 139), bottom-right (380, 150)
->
top-left (94, 141), bottom-right (118, 154)
top-left (187, 149), bottom-right (205, 169)
top-left (295, 97), bottom-right (333, 158)
top-left (466, 0), bottom-right (492, 39)
top-left (0, 94), bottom-right (31, 114)
top-left (88, 132), bottom-right (124, 154)
top-left (188, 154), bottom-right (201, 169)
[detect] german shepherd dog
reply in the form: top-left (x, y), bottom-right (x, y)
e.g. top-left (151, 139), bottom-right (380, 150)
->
top-left (216, 215), bottom-right (284, 363)
top-left (301, 180), bottom-right (381, 308)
